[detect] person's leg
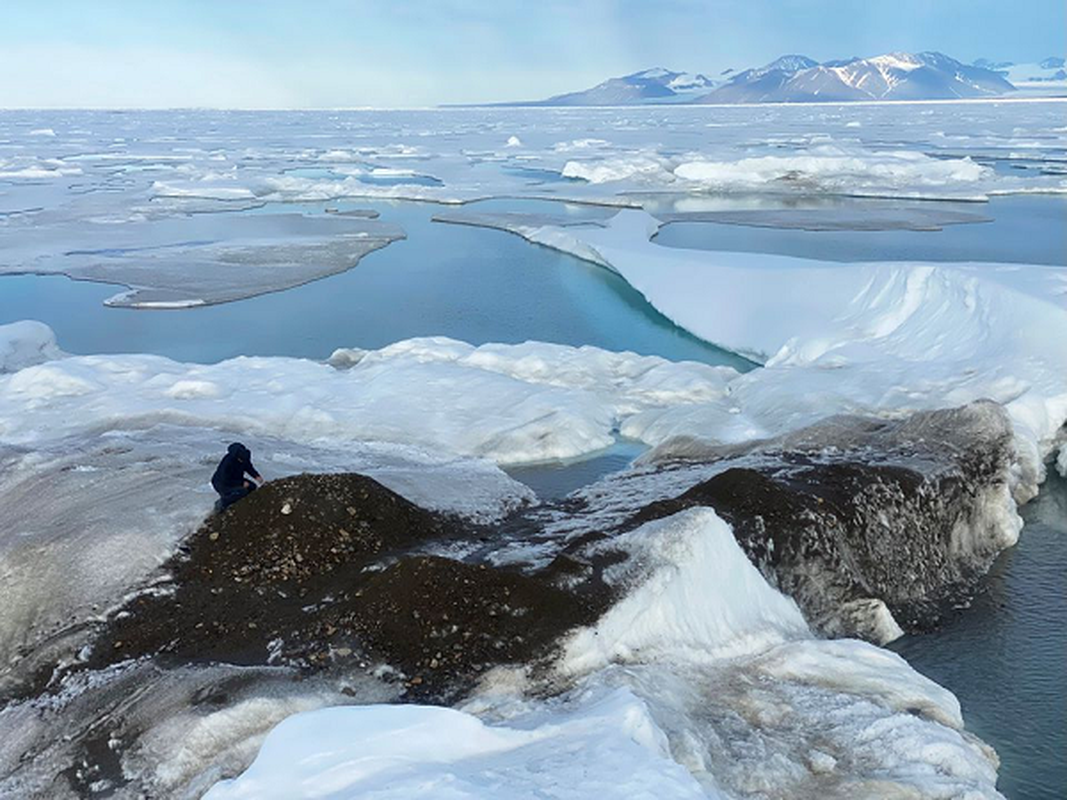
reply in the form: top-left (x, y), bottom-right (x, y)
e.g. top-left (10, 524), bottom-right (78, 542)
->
top-left (218, 485), bottom-right (252, 510)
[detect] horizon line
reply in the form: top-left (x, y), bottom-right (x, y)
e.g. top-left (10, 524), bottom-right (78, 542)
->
top-left (0, 96), bottom-right (1064, 113)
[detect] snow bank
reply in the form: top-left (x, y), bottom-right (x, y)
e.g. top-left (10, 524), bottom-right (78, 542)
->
top-left (563, 508), bottom-right (808, 673)
top-left (0, 321), bottom-right (62, 374)
top-left (205, 688), bottom-right (710, 800)
top-left (0, 330), bottom-right (736, 465)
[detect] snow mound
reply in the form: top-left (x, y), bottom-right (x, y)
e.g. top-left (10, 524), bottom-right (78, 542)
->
top-left (0, 321), bottom-right (62, 373)
top-left (563, 508), bottom-right (808, 673)
top-left (204, 689), bottom-right (710, 800)
top-left (0, 335), bottom-right (736, 465)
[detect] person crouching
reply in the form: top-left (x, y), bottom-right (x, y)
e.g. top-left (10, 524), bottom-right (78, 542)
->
top-left (212, 442), bottom-right (264, 512)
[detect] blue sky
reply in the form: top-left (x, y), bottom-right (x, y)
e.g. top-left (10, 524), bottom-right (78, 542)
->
top-left (0, 0), bottom-right (1063, 108)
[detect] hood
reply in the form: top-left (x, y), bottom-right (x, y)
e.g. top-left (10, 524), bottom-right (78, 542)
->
top-left (227, 442), bottom-right (250, 459)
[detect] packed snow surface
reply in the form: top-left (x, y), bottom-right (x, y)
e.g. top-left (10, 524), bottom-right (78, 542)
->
top-left (205, 689), bottom-right (711, 800)
top-left (0, 337), bottom-right (736, 465)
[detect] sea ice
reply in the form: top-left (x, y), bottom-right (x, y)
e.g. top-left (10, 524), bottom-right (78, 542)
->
top-left (0, 321), bottom-right (62, 373)
top-left (0, 332), bottom-right (737, 465)
top-left (0, 211), bottom-right (405, 308)
top-left (205, 688), bottom-right (711, 800)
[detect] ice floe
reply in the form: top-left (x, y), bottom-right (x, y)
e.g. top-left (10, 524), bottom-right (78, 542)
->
top-left (0, 334), bottom-right (736, 464)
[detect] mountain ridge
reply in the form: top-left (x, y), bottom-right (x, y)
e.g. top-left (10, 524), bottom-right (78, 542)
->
top-left (496, 51), bottom-right (1024, 106)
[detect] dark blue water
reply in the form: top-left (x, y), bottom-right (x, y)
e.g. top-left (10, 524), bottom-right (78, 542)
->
top-left (891, 470), bottom-right (1067, 800)
top-left (505, 440), bottom-right (647, 500)
top-left (0, 200), bottom-right (747, 369)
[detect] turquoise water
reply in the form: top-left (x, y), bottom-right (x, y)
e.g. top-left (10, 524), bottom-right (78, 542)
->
top-left (0, 200), bottom-right (748, 369)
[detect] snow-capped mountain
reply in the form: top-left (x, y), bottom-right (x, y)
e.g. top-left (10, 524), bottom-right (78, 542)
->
top-left (514, 52), bottom-right (1017, 106)
top-left (697, 52), bottom-right (1015, 103)
top-left (532, 68), bottom-right (717, 106)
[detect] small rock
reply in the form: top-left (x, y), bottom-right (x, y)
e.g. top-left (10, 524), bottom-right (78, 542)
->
top-left (335, 647), bottom-right (352, 657)
top-left (409, 675), bottom-right (423, 686)
top-left (281, 502), bottom-right (292, 515)
top-left (208, 532), bottom-right (219, 541)
top-left (429, 658), bottom-right (439, 669)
